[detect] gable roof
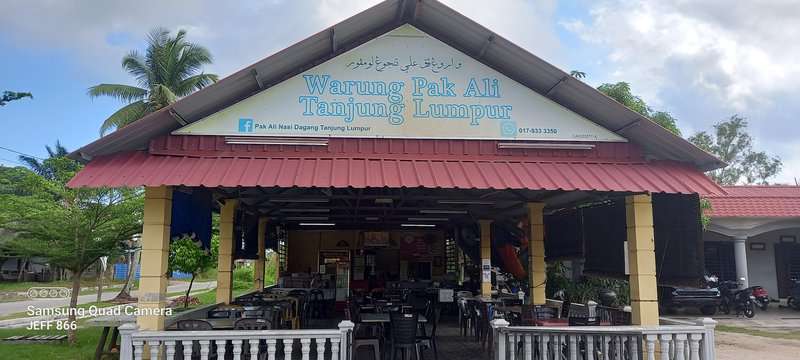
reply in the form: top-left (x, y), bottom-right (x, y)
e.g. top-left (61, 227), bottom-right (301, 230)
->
top-left (707, 185), bottom-right (800, 218)
top-left (69, 0), bottom-right (724, 171)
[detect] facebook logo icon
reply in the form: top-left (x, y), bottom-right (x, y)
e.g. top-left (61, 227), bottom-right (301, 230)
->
top-left (238, 118), bottom-right (254, 133)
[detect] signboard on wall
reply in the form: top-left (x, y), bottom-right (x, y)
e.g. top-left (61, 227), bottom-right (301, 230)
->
top-left (174, 25), bottom-right (626, 142)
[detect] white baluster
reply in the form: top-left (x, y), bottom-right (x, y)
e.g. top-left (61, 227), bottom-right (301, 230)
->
top-left (266, 339), bottom-right (278, 360)
top-left (330, 337), bottom-right (341, 360)
top-left (568, 334), bottom-right (578, 360)
top-left (617, 335), bottom-right (624, 360)
top-left (232, 339), bottom-right (243, 360)
top-left (149, 340), bottom-right (161, 360)
top-left (133, 340), bottom-right (144, 360)
top-left (199, 340), bottom-right (210, 360)
top-left (658, 334), bottom-right (671, 360)
top-left (689, 334), bottom-right (702, 360)
top-left (644, 335), bottom-right (656, 360)
top-left (602, 335), bottom-right (610, 360)
top-left (301, 338), bottom-right (311, 360)
top-left (538, 334), bottom-right (547, 360)
top-left (586, 335), bottom-right (595, 360)
top-left (524, 334), bottom-right (533, 360)
top-left (674, 334), bottom-right (686, 360)
top-left (509, 332), bottom-right (517, 360)
top-left (217, 340), bottom-right (227, 359)
top-left (180, 341), bottom-right (191, 360)
top-left (629, 335), bottom-right (639, 360)
top-left (250, 339), bottom-right (261, 360)
top-left (165, 341), bottom-right (176, 360)
top-left (284, 338), bottom-right (294, 359)
top-left (316, 338), bottom-right (327, 360)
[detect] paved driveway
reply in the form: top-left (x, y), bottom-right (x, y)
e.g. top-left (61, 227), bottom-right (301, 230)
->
top-left (0, 280), bottom-right (216, 316)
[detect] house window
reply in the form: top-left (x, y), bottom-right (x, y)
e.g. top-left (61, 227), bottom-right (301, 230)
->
top-left (704, 241), bottom-right (736, 281)
top-left (445, 236), bottom-right (458, 275)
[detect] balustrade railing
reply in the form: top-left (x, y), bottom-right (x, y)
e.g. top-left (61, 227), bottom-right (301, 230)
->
top-left (117, 320), bottom-right (354, 360)
top-left (491, 318), bottom-right (717, 360)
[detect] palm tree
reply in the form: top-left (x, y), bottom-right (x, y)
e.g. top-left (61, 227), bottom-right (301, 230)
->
top-left (18, 140), bottom-right (78, 181)
top-left (89, 28), bottom-right (218, 135)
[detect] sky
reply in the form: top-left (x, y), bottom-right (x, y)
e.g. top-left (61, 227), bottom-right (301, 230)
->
top-left (0, 0), bottom-right (798, 183)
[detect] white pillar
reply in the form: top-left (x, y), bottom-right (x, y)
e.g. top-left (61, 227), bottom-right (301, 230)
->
top-left (733, 235), bottom-right (749, 289)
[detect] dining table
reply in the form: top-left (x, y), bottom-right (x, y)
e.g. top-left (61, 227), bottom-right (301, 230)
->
top-left (359, 313), bottom-right (428, 324)
top-left (167, 318), bottom-right (237, 330)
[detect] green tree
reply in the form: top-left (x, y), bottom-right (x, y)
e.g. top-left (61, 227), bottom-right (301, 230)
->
top-left (597, 82), bottom-right (682, 136)
top-left (17, 140), bottom-right (80, 181)
top-left (0, 158), bottom-right (143, 345)
top-left (89, 28), bottom-right (218, 135)
top-left (168, 236), bottom-right (215, 308)
top-left (0, 91), bottom-right (32, 106)
top-left (689, 115), bottom-right (782, 185)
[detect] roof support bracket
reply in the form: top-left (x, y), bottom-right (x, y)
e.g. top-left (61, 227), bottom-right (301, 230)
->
top-left (545, 75), bottom-right (570, 98)
top-left (330, 28), bottom-right (337, 54)
top-left (614, 119), bottom-right (642, 134)
top-left (477, 35), bottom-right (495, 60)
top-left (251, 68), bottom-right (264, 89)
top-left (168, 109), bottom-right (188, 126)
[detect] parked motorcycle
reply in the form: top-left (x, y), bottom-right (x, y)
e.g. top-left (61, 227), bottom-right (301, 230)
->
top-left (718, 278), bottom-right (755, 318)
top-left (787, 278), bottom-right (800, 310)
top-left (748, 286), bottom-right (770, 311)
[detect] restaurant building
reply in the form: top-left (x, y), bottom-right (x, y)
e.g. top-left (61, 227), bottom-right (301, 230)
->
top-left (68, 0), bottom-right (724, 358)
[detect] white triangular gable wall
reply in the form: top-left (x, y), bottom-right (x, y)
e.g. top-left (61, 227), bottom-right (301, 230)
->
top-left (175, 25), bottom-right (626, 142)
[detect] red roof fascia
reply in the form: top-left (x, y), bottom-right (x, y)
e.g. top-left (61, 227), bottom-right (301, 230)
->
top-left (68, 140), bottom-right (723, 195)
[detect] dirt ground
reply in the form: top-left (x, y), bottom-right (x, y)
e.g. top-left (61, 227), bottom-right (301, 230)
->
top-left (716, 331), bottom-right (800, 360)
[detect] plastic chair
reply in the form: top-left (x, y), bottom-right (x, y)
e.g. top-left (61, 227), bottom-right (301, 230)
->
top-left (234, 318), bottom-right (271, 360)
top-left (234, 318), bottom-right (272, 330)
top-left (176, 319), bottom-right (213, 330)
top-left (176, 320), bottom-right (214, 359)
top-left (417, 306), bottom-right (441, 360)
top-left (347, 303), bottom-right (381, 360)
top-left (389, 312), bottom-right (421, 360)
top-left (310, 289), bottom-right (326, 319)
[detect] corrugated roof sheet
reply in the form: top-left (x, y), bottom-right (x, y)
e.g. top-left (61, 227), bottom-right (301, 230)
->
top-left (68, 0), bottom-right (724, 171)
top-left (707, 185), bottom-right (800, 217)
top-left (67, 150), bottom-right (723, 195)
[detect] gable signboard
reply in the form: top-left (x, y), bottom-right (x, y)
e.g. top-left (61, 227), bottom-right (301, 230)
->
top-left (174, 25), bottom-right (626, 142)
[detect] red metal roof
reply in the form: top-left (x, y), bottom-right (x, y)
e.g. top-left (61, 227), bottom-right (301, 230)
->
top-left (706, 185), bottom-right (800, 217)
top-left (68, 136), bottom-right (723, 195)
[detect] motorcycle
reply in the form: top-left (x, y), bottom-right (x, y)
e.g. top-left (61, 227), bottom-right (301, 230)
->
top-left (787, 278), bottom-right (800, 310)
top-left (748, 286), bottom-right (770, 311)
top-left (718, 278), bottom-right (756, 318)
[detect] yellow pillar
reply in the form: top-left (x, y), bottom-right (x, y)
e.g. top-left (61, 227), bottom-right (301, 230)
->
top-left (216, 199), bottom-right (238, 304)
top-left (527, 202), bottom-right (546, 305)
top-left (254, 217), bottom-right (268, 291)
top-left (137, 186), bottom-right (172, 330)
top-left (626, 194), bottom-right (660, 325)
top-left (479, 219), bottom-right (493, 298)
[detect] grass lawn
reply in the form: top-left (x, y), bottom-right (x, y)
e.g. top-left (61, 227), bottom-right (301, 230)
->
top-left (717, 324), bottom-right (800, 341)
top-left (0, 325), bottom-right (103, 360)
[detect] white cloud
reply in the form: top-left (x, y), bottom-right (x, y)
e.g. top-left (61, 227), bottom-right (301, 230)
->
top-left (0, 0), bottom-right (564, 78)
top-left (563, 0), bottom-right (800, 183)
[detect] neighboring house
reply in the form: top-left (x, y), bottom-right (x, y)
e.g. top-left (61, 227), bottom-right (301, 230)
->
top-left (703, 185), bottom-right (800, 299)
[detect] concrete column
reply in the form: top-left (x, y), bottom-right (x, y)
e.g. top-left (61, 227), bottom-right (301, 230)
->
top-left (216, 199), bottom-right (238, 304)
top-left (479, 219), bottom-right (493, 298)
top-left (254, 217), bottom-right (268, 291)
top-left (625, 194), bottom-right (659, 325)
top-left (527, 202), bottom-right (546, 305)
top-left (733, 236), bottom-right (749, 289)
top-left (137, 186), bottom-right (172, 330)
